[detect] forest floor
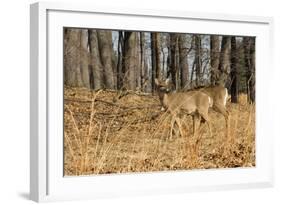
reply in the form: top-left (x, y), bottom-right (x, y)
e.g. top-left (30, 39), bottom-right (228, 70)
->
top-left (63, 87), bottom-right (255, 176)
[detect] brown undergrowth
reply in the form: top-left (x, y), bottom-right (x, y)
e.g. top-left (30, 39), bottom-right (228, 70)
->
top-left (63, 87), bottom-right (255, 176)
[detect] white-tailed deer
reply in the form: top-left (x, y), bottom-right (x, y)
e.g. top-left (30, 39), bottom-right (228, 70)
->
top-left (197, 86), bottom-right (229, 128)
top-left (155, 78), bottom-right (213, 137)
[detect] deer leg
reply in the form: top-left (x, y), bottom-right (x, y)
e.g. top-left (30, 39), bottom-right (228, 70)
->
top-left (174, 117), bottom-right (183, 137)
top-left (213, 103), bottom-right (229, 134)
top-left (192, 114), bottom-right (200, 136)
top-left (200, 112), bottom-right (212, 137)
top-left (214, 104), bottom-right (229, 127)
top-left (170, 116), bottom-right (176, 139)
top-left (192, 115), bottom-right (196, 134)
top-left (207, 121), bottom-right (212, 137)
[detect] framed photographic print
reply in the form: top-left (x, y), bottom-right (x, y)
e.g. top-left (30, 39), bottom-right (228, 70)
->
top-left (30, 2), bottom-right (274, 202)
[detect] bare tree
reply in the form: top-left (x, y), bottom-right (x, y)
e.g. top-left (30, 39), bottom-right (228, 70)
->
top-left (88, 30), bottom-right (103, 89)
top-left (80, 29), bottom-right (90, 88)
top-left (97, 30), bottom-right (115, 89)
top-left (135, 32), bottom-right (141, 89)
top-left (140, 32), bottom-right (146, 91)
top-left (194, 35), bottom-right (202, 86)
top-left (117, 31), bottom-right (123, 89)
top-left (218, 36), bottom-right (231, 85)
top-left (64, 28), bottom-right (83, 87)
top-left (230, 37), bottom-right (239, 103)
top-left (178, 34), bottom-right (189, 89)
top-left (169, 33), bottom-right (179, 89)
top-left (122, 32), bottom-right (138, 90)
top-left (210, 35), bottom-right (220, 85)
top-left (64, 29), bottom-right (255, 105)
top-left (249, 38), bottom-right (255, 103)
top-left (243, 37), bottom-right (255, 103)
top-left (151, 32), bottom-right (161, 92)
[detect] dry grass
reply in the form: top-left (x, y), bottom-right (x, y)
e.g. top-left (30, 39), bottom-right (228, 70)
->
top-left (63, 87), bottom-right (255, 176)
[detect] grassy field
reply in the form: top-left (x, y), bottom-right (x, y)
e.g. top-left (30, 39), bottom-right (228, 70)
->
top-left (63, 87), bottom-right (255, 176)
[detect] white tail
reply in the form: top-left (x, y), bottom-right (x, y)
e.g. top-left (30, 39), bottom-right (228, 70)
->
top-left (155, 78), bottom-right (213, 137)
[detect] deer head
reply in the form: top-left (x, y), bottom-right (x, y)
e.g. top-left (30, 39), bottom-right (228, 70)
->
top-left (155, 78), bottom-right (173, 111)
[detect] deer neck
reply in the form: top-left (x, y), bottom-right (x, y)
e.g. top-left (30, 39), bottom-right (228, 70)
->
top-left (162, 93), bottom-right (170, 109)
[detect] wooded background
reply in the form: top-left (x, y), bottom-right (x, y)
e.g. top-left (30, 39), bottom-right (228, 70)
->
top-left (64, 28), bottom-right (255, 103)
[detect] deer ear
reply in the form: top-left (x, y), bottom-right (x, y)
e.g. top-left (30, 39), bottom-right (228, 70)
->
top-left (165, 78), bottom-right (171, 85)
top-left (155, 78), bottom-right (159, 86)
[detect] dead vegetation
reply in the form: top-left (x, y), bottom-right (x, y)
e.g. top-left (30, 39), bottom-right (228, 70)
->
top-left (63, 87), bottom-right (255, 176)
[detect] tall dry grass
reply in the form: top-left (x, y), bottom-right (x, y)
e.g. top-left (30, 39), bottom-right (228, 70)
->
top-left (64, 87), bottom-right (255, 176)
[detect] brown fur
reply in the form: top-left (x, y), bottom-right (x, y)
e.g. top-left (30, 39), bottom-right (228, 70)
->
top-left (155, 79), bottom-right (213, 137)
top-left (198, 86), bottom-right (229, 129)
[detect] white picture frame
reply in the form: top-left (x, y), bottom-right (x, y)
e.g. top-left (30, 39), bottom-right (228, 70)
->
top-left (30, 1), bottom-right (274, 202)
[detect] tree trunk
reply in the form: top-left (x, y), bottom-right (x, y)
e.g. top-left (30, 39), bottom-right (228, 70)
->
top-left (155, 33), bottom-right (161, 80)
top-left (210, 35), bottom-right (220, 85)
top-left (218, 36), bottom-right (231, 86)
top-left (80, 29), bottom-right (90, 88)
top-left (64, 28), bottom-right (83, 87)
top-left (97, 30), bottom-right (115, 89)
top-left (143, 60), bottom-right (149, 92)
top-left (175, 38), bottom-right (180, 90)
top-left (249, 38), bottom-right (255, 103)
top-left (195, 35), bottom-right (202, 86)
top-left (151, 33), bottom-right (156, 91)
top-left (111, 40), bottom-right (118, 88)
top-left (151, 33), bottom-right (161, 92)
top-left (230, 37), bottom-right (239, 103)
top-left (178, 34), bottom-right (189, 89)
top-left (140, 32), bottom-right (145, 91)
top-left (88, 30), bottom-right (103, 89)
top-left (243, 37), bottom-right (255, 103)
top-left (117, 31), bottom-right (123, 89)
top-left (122, 32), bottom-right (138, 90)
top-left (190, 59), bottom-right (196, 87)
top-left (169, 33), bottom-right (178, 89)
top-left (135, 32), bottom-right (141, 89)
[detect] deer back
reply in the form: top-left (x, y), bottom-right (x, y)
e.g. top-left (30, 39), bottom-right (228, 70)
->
top-left (164, 91), bottom-right (212, 115)
top-left (200, 85), bottom-right (228, 106)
